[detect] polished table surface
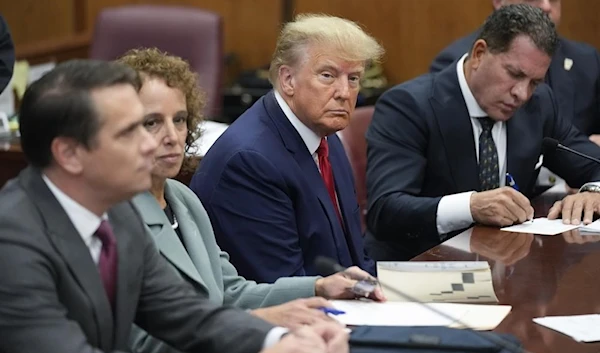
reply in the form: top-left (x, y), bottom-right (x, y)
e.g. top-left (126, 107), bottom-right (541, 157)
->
top-left (413, 191), bottom-right (600, 352)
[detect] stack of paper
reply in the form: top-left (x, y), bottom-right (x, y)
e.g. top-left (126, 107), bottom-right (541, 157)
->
top-left (377, 261), bottom-right (498, 303)
top-left (533, 314), bottom-right (600, 342)
top-left (330, 300), bottom-right (511, 330)
top-left (501, 217), bottom-right (600, 235)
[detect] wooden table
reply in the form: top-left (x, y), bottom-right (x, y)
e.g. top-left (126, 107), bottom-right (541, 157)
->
top-left (413, 191), bottom-right (600, 352)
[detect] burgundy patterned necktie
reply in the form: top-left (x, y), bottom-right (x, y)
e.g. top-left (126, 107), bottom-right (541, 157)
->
top-left (316, 138), bottom-right (343, 226)
top-left (95, 220), bottom-right (118, 310)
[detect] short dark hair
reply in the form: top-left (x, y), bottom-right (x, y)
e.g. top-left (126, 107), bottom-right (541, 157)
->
top-left (477, 4), bottom-right (558, 57)
top-left (19, 60), bottom-right (141, 168)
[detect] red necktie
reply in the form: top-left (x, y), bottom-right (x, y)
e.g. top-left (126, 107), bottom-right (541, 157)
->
top-left (96, 220), bottom-right (118, 310)
top-left (317, 138), bottom-right (343, 226)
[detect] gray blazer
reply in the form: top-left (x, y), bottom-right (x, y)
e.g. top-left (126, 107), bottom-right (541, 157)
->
top-left (0, 167), bottom-right (274, 353)
top-left (130, 179), bottom-right (317, 353)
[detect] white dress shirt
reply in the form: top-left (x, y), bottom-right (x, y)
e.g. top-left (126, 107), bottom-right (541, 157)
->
top-left (274, 90), bottom-right (322, 166)
top-left (435, 54), bottom-right (507, 235)
top-left (42, 174), bottom-right (105, 264)
top-left (43, 174), bottom-right (285, 349)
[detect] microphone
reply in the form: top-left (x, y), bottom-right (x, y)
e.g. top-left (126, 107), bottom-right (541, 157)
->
top-left (542, 137), bottom-right (600, 165)
top-left (314, 256), bottom-right (528, 353)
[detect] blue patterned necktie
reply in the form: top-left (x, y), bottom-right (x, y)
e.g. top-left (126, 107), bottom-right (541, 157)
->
top-left (478, 117), bottom-right (499, 191)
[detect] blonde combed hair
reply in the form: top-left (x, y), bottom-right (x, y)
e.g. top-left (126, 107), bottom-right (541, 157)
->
top-left (269, 13), bottom-right (385, 86)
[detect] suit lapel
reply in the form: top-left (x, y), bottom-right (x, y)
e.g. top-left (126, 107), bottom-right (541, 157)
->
top-left (263, 92), bottom-right (349, 260)
top-left (431, 67), bottom-right (480, 192)
top-left (132, 192), bottom-right (207, 290)
top-left (20, 167), bottom-right (114, 350)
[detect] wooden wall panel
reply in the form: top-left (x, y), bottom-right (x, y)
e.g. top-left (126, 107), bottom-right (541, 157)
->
top-left (294, 0), bottom-right (494, 84)
top-left (85, 0), bottom-right (282, 72)
top-left (0, 0), bottom-right (75, 46)
top-left (295, 0), bottom-right (600, 85)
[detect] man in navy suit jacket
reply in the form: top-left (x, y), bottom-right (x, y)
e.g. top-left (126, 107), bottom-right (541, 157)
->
top-left (366, 5), bottom-right (600, 261)
top-left (430, 0), bottom-right (600, 138)
top-left (191, 14), bottom-right (384, 283)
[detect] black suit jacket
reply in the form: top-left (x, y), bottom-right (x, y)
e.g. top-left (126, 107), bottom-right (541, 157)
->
top-left (0, 15), bottom-right (14, 94)
top-left (430, 31), bottom-right (600, 135)
top-left (0, 167), bottom-right (273, 353)
top-left (365, 63), bottom-right (600, 261)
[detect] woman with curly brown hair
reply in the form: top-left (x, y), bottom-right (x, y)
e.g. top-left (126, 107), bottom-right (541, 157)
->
top-left (118, 48), bottom-right (373, 353)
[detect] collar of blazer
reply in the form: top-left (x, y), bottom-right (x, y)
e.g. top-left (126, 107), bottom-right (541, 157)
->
top-left (132, 187), bottom-right (206, 288)
top-left (18, 166), bottom-right (133, 349)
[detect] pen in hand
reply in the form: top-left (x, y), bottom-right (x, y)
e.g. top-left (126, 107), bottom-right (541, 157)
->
top-left (506, 172), bottom-right (533, 223)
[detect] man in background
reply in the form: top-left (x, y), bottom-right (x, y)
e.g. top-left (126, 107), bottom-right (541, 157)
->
top-left (431, 0), bottom-right (600, 140)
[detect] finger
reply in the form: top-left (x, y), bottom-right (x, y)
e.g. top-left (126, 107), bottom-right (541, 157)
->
top-left (369, 286), bottom-right (387, 302)
top-left (503, 201), bottom-right (528, 224)
top-left (569, 198), bottom-right (584, 225)
top-left (583, 199), bottom-right (595, 224)
top-left (507, 188), bottom-right (533, 214)
top-left (325, 329), bottom-right (350, 353)
top-left (560, 197), bottom-right (574, 224)
top-left (547, 201), bottom-right (562, 220)
top-left (342, 266), bottom-right (373, 280)
top-left (301, 297), bottom-right (333, 308)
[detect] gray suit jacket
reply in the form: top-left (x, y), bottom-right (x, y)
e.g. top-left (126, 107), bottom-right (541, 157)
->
top-left (0, 167), bottom-right (274, 353)
top-left (129, 179), bottom-right (317, 353)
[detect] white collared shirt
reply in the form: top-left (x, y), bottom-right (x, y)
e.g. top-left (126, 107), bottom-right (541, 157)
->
top-left (435, 54), bottom-right (508, 235)
top-left (274, 90), bottom-right (323, 167)
top-left (42, 174), bottom-right (105, 264)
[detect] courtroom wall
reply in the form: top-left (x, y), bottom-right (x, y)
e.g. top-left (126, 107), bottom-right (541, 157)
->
top-left (1, 0), bottom-right (599, 85)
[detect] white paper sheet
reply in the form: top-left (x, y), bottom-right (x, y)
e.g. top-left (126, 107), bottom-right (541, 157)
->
top-left (579, 219), bottom-right (600, 234)
top-left (500, 217), bottom-right (580, 235)
top-left (330, 300), bottom-right (511, 330)
top-left (533, 314), bottom-right (600, 342)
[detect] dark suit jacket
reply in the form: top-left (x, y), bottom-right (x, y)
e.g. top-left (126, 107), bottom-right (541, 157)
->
top-left (0, 167), bottom-right (273, 353)
top-left (190, 91), bottom-right (375, 283)
top-left (0, 15), bottom-right (14, 94)
top-left (430, 31), bottom-right (600, 135)
top-left (365, 63), bottom-right (600, 261)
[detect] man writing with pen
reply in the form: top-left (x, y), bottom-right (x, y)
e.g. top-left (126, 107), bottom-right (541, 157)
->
top-left (363, 4), bottom-right (600, 261)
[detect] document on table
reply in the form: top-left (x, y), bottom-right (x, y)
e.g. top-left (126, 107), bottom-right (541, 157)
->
top-left (501, 218), bottom-right (579, 235)
top-left (533, 314), bottom-right (600, 342)
top-left (330, 300), bottom-right (511, 330)
top-left (377, 262), bottom-right (498, 303)
top-left (501, 217), bottom-right (600, 235)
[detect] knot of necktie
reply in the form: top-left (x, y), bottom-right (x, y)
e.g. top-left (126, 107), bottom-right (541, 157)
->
top-left (317, 138), bottom-right (329, 158)
top-left (478, 117), bottom-right (495, 134)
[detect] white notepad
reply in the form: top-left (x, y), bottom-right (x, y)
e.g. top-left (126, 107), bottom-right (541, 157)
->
top-left (534, 314), bottom-right (600, 342)
top-left (501, 218), bottom-right (579, 235)
top-left (330, 300), bottom-right (511, 330)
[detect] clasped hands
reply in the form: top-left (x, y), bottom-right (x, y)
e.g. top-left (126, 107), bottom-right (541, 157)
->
top-left (470, 187), bottom-right (600, 227)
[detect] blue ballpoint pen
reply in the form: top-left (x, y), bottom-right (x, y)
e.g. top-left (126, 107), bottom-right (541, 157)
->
top-left (505, 173), bottom-right (519, 191)
top-left (319, 307), bottom-right (346, 316)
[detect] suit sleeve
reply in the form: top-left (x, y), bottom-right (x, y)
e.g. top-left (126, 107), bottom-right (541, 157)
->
top-left (186, 183), bottom-right (318, 308)
top-left (134, 231), bottom-right (274, 353)
top-left (0, 16), bottom-right (14, 94)
top-left (204, 150), bottom-right (307, 283)
top-left (366, 88), bottom-right (442, 241)
top-left (0, 218), bottom-right (124, 353)
top-left (543, 87), bottom-right (600, 186)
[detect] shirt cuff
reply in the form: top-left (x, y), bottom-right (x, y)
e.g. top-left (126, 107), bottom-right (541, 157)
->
top-left (436, 191), bottom-right (475, 235)
top-left (262, 327), bottom-right (289, 349)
